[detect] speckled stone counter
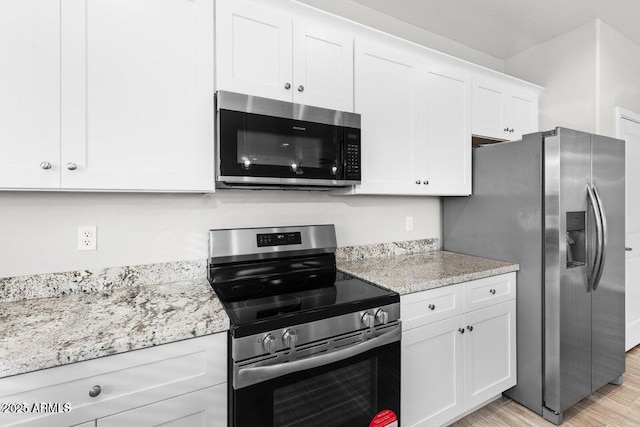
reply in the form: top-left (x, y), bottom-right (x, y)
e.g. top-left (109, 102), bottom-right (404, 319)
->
top-left (0, 279), bottom-right (228, 379)
top-left (338, 251), bottom-right (519, 295)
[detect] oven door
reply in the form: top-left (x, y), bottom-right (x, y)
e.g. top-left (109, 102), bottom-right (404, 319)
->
top-left (231, 326), bottom-right (400, 427)
top-left (218, 108), bottom-right (346, 186)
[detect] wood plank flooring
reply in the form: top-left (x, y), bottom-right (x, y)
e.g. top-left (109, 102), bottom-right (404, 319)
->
top-left (452, 346), bottom-right (640, 426)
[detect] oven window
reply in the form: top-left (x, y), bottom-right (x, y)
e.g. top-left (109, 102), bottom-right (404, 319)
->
top-left (273, 360), bottom-right (377, 427)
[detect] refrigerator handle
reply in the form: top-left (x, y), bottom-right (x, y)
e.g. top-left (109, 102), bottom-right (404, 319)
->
top-left (591, 185), bottom-right (607, 291)
top-left (586, 184), bottom-right (603, 292)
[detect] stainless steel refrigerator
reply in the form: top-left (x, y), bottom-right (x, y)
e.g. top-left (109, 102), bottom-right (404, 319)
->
top-left (443, 128), bottom-right (625, 424)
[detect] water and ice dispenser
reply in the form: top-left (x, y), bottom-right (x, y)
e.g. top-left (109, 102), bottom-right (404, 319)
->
top-left (566, 211), bottom-right (586, 268)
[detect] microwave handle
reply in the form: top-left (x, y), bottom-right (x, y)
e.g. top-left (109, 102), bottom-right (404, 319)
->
top-left (235, 324), bottom-right (400, 389)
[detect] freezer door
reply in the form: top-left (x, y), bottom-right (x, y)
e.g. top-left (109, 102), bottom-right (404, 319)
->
top-left (591, 134), bottom-right (625, 391)
top-left (544, 129), bottom-right (592, 414)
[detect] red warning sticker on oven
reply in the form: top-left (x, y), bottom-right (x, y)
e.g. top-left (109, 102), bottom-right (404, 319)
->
top-left (369, 409), bottom-right (398, 427)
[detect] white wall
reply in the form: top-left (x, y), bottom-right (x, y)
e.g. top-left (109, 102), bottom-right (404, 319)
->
top-left (598, 21), bottom-right (640, 138)
top-left (294, 0), bottom-right (504, 72)
top-left (0, 191), bottom-right (440, 277)
top-left (504, 21), bottom-right (598, 133)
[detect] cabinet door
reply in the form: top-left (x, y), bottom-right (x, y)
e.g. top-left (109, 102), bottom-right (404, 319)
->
top-left (472, 75), bottom-right (508, 140)
top-left (216, 0), bottom-right (292, 102)
top-left (97, 385), bottom-right (226, 427)
top-left (354, 37), bottom-right (421, 194)
top-left (402, 316), bottom-right (464, 427)
top-left (415, 63), bottom-right (471, 195)
top-left (506, 86), bottom-right (538, 140)
top-left (293, 21), bottom-right (353, 111)
top-left (0, 0), bottom-right (60, 189)
top-left (463, 300), bottom-right (517, 410)
top-left (60, 0), bottom-right (214, 191)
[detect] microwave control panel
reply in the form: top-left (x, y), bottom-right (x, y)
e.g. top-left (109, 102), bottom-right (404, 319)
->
top-left (344, 131), bottom-right (361, 180)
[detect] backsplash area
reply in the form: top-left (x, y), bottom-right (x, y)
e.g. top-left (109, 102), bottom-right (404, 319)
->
top-left (335, 238), bottom-right (438, 262)
top-left (1, 238), bottom-right (438, 302)
top-left (0, 260), bottom-right (205, 303)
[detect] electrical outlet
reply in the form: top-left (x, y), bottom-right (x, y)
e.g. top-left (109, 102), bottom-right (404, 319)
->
top-left (405, 216), bottom-right (414, 231)
top-left (78, 226), bottom-right (97, 251)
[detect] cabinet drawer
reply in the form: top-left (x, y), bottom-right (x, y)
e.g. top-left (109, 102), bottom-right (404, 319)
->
top-left (97, 384), bottom-right (226, 427)
top-left (463, 273), bottom-right (515, 312)
top-left (0, 333), bottom-right (226, 427)
top-left (401, 284), bottom-right (463, 331)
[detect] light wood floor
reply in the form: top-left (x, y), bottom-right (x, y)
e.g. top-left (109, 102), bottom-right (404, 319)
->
top-left (452, 346), bottom-right (640, 426)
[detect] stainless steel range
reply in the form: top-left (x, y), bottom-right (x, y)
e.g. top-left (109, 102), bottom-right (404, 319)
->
top-left (208, 225), bottom-right (401, 427)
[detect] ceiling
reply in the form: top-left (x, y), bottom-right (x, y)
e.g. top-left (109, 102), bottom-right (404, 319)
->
top-left (350, 0), bottom-right (640, 59)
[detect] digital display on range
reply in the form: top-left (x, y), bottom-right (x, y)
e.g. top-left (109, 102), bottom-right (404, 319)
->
top-left (257, 232), bottom-right (302, 247)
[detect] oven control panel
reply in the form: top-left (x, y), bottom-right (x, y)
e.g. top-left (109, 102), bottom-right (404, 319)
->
top-left (232, 303), bottom-right (401, 362)
top-left (257, 232), bottom-right (302, 247)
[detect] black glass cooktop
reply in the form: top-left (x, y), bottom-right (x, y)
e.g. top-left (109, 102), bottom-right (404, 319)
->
top-left (213, 272), bottom-right (398, 338)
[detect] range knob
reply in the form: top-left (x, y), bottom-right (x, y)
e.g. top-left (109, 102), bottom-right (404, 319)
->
top-left (375, 309), bottom-right (389, 325)
top-left (262, 334), bottom-right (277, 354)
top-left (282, 329), bottom-right (298, 349)
top-left (361, 312), bottom-right (375, 328)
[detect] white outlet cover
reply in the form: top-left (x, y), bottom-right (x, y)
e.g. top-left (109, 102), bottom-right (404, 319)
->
top-left (405, 216), bottom-right (414, 231)
top-left (78, 226), bottom-right (97, 251)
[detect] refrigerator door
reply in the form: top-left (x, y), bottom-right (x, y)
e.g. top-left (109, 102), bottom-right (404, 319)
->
top-left (544, 129), bottom-right (592, 414)
top-left (591, 134), bottom-right (625, 391)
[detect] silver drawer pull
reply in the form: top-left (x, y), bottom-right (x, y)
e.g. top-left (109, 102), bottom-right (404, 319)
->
top-left (40, 161), bottom-right (52, 170)
top-left (489, 289), bottom-right (496, 295)
top-left (428, 304), bottom-right (435, 311)
top-left (89, 385), bottom-right (101, 397)
top-left (626, 247), bottom-right (633, 252)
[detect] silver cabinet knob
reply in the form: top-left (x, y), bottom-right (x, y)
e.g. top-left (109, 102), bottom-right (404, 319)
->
top-left (262, 334), bottom-right (277, 354)
top-left (467, 325), bottom-right (474, 332)
top-left (415, 180), bottom-right (421, 185)
top-left (458, 328), bottom-right (465, 334)
top-left (66, 162), bottom-right (78, 171)
top-left (375, 309), bottom-right (389, 325)
top-left (626, 247), bottom-right (633, 251)
top-left (40, 161), bottom-right (52, 170)
top-left (89, 385), bottom-right (102, 398)
top-left (298, 85), bottom-right (304, 92)
top-left (282, 329), bottom-right (297, 349)
top-left (510, 128), bottom-right (515, 133)
top-left (428, 304), bottom-right (435, 311)
top-left (504, 127), bottom-right (509, 132)
top-left (361, 312), bottom-right (375, 328)
top-left (489, 289), bottom-right (496, 295)
top-left (423, 180), bottom-right (429, 185)
top-left (284, 82), bottom-right (291, 90)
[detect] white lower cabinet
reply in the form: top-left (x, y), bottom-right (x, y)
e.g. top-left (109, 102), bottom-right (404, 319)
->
top-left (401, 273), bottom-right (516, 427)
top-left (0, 333), bottom-right (227, 427)
top-left (402, 316), bottom-right (465, 427)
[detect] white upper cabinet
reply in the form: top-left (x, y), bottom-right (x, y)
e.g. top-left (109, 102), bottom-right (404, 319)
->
top-left (216, 0), bottom-right (354, 111)
top-left (216, 0), bottom-right (293, 102)
top-left (60, 0), bottom-right (215, 191)
top-left (472, 74), bottom-right (540, 141)
top-left (0, 0), bottom-right (60, 189)
top-left (352, 37), bottom-right (421, 194)
top-left (341, 36), bottom-right (471, 196)
top-left (292, 20), bottom-right (354, 111)
top-left (416, 61), bottom-right (472, 195)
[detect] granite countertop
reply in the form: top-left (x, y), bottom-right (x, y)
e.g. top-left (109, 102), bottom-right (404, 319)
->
top-left (338, 251), bottom-right (519, 295)
top-left (0, 279), bottom-right (229, 379)
top-left (0, 243), bottom-right (517, 380)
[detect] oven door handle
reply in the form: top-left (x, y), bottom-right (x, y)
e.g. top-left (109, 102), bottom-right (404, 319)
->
top-left (234, 324), bottom-right (401, 389)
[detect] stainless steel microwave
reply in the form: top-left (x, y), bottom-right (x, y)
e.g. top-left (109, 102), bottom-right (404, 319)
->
top-left (215, 91), bottom-right (361, 190)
